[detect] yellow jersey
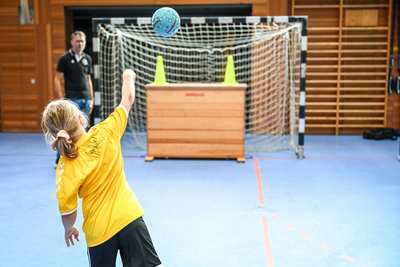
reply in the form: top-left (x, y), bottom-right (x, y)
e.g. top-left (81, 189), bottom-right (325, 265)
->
top-left (55, 106), bottom-right (145, 247)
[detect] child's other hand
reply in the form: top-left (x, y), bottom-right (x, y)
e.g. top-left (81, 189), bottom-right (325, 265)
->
top-left (65, 225), bottom-right (80, 247)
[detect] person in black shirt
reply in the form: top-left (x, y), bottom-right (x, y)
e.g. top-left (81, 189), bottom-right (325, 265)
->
top-left (54, 31), bottom-right (94, 167)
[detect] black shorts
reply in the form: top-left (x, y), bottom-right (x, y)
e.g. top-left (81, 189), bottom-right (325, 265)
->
top-left (87, 217), bottom-right (162, 267)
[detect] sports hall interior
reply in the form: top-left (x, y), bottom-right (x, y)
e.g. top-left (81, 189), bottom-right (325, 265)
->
top-left (0, 0), bottom-right (399, 133)
top-left (0, 1), bottom-right (399, 267)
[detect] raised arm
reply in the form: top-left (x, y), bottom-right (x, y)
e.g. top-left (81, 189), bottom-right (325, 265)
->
top-left (119, 69), bottom-right (136, 113)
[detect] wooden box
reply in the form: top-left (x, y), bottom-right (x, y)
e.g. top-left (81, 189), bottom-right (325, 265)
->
top-left (145, 83), bottom-right (247, 162)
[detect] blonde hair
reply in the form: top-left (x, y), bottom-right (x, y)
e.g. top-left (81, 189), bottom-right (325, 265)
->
top-left (42, 99), bottom-right (88, 159)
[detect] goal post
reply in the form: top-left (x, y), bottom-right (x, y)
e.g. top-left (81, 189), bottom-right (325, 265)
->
top-left (92, 16), bottom-right (307, 159)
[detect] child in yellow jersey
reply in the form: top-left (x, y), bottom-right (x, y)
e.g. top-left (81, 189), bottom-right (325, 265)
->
top-left (42, 69), bottom-right (162, 267)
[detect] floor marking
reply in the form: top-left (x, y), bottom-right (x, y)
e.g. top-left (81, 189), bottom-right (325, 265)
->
top-left (319, 243), bottom-right (332, 250)
top-left (278, 218), bottom-right (356, 263)
top-left (256, 157), bottom-right (297, 160)
top-left (254, 158), bottom-right (265, 205)
top-left (284, 223), bottom-right (294, 229)
top-left (262, 216), bottom-right (275, 267)
top-left (306, 158), bottom-right (395, 162)
top-left (300, 233), bottom-right (311, 239)
top-left (341, 255), bottom-right (356, 262)
top-left (255, 157), bottom-right (397, 161)
top-left (254, 162), bottom-right (355, 265)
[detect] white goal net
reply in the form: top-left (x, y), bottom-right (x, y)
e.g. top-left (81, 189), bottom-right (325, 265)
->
top-left (94, 17), bottom-right (306, 155)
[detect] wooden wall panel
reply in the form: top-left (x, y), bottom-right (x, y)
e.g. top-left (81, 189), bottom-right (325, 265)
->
top-left (0, 5), bottom-right (18, 132)
top-left (0, 80), bottom-right (1, 131)
top-left (269, 0), bottom-right (287, 15)
top-left (0, 6), bottom-right (19, 25)
top-left (293, 0), bottom-right (393, 135)
top-left (0, 2), bottom-right (41, 132)
top-left (34, 23), bottom-right (54, 127)
top-left (50, 5), bottom-right (64, 24)
top-left (20, 25), bottom-right (34, 42)
top-left (21, 76), bottom-right (36, 93)
top-left (49, 0), bottom-right (268, 7)
top-left (51, 24), bottom-right (66, 55)
top-left (50, 22), bottom-right (65, 96)
top-left (386, 0), bottom-right (400, 129)
top-left (345, 9), bottom-right (378, 26)
top-left (0, 43), bottom-right (21, 60)
top-left (1, 93), bottom-right (24, 131)
top-left (0, 0), bottom-right (31, 5)
top-left (1, 76), bottom-right (22, 94)
top-left (252, 3), bottom-right (268, 16)
top-left (0, 26), bottom-right (19, 42)
top-left (2, 94), bottom-right (23, 111)
top-left (20, 43), bottom-right (35, 60)
top-left (51, 0), bottom-right (153, 5)
top-left (388, 94), bottom-right (400, 127)
top-left (23, 93), bottom-right (39, 129)
top-left (1, 61), bottom-right (21, 76)
top-left (21, 61), bottom-right (35, 76)
top-left (154, 0), bottom-right (264, 4)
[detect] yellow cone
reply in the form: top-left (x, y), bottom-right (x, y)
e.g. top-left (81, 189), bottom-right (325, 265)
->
top-left (153, 56), bottom-right (169, 85)
top-left (222, 55), bottom-right (239, 85)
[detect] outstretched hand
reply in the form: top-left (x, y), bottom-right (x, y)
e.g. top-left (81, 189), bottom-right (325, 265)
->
top-left (65, 225), bottom-right (80, 247)
top-left (123, 69), bottom-right (136, 81)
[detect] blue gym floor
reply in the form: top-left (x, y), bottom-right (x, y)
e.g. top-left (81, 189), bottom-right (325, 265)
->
top-left (0, 133), bottom-right (399, 267)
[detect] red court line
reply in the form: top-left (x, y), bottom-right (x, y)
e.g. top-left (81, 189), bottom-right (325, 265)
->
top-left (262, 216), bottom-right (275, 267)
top-left (341, 255), bottom-right (356, 262)
top-left (256, 157), bottom-right (396, 161)
top-left (319, 243), bottom-right (332, 250)
top-left (284, 223), bottom-right (294, 229)
top-left (254, 158), bottom-right (265, 205)
top-left (300, 233), bottom-right (311, 239)
top-left (271, 215), bottom-right (279, 220)
top-left (306, 158), bottom-right (396, 161)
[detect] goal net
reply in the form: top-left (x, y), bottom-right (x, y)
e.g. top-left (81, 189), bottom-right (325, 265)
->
top-left (94, 16), bottom-right (306, 156)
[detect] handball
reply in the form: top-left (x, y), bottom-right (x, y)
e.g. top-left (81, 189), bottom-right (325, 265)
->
top-left (151, 7), bottom-right (180, 38)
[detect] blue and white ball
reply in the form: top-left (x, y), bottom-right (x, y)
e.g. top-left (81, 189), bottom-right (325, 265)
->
top-left (152, 7), bottom-right (180, 38)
